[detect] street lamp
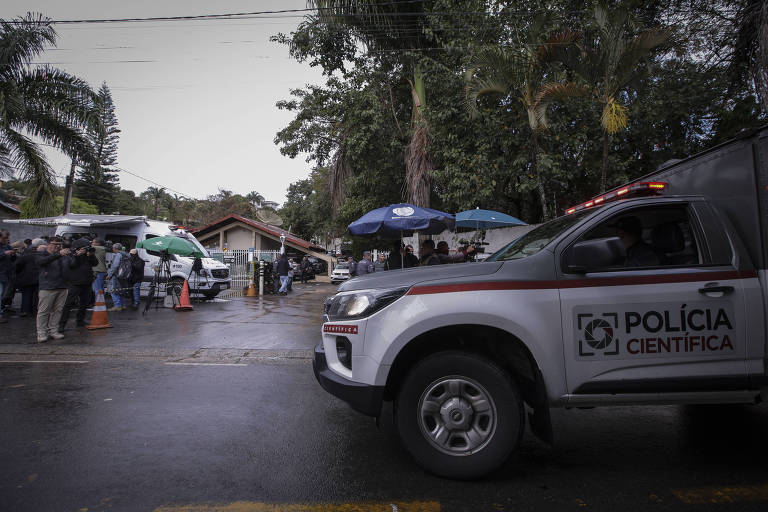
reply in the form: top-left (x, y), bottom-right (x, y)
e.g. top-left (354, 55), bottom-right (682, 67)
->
top-left (280, 233), bottom-right (286, 255)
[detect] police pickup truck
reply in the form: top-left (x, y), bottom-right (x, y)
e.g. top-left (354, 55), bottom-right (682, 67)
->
top-left (314, 127), bottom-right (768, 479)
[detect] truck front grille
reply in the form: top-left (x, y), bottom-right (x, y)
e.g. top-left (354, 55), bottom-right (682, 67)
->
top-left (211, 269), bottom-right (229, 279)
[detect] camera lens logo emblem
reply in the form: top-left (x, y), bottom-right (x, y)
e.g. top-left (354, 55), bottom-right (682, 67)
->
top-left (584, 319), bottom-right (613, 350)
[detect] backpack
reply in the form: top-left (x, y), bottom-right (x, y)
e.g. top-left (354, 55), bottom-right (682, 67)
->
top-left (116, 252), bottom-right (132, 280)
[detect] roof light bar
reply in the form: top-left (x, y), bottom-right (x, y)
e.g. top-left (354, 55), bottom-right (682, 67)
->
top-left (564, 181), bottom-right (667, 214)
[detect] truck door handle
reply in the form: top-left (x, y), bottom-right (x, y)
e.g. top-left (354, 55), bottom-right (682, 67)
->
top-left (698, 285), bottom-right (734, 295)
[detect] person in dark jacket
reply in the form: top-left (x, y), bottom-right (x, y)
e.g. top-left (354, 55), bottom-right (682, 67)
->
top-left (59, 240), bottom-right (98, 330)
top-left (277, 253), bottom-right (291, 295)
top-left (300, 256), bottom-right (311, 284)
top-left (128, 249), bottom-right (145, 309)
top-left (14, 238), bottom-right (45, 317)
top-left (419, 239), bottom-right (441, 266)
top-left (0, 230), bottom-right (17, 323)
top-left (36, 238), bottom-right (70, 342)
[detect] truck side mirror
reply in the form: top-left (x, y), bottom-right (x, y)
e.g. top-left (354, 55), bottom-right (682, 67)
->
top-left (564, 237), bottom-right (625, 274)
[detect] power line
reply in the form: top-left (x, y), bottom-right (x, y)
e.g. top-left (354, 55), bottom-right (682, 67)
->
top-left (4, 1), bottom-right (428, 25)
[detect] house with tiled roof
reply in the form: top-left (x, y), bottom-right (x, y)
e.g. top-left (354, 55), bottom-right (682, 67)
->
top-left (190, 214), bottom-right (332, 274)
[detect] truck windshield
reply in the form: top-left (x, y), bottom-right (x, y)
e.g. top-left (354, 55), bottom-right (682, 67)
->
top-left (487, 210), bottom-right (594, 261)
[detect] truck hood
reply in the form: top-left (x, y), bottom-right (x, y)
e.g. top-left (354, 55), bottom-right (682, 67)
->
top-left (337, 261), bottom-right (504, 292)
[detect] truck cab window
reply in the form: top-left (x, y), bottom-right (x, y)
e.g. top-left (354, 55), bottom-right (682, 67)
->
top-left (572, 205), bottom-right (703, 271)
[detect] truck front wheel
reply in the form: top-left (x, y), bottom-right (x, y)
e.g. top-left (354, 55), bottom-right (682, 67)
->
top-left (395, 351), bottom-right (523, 479)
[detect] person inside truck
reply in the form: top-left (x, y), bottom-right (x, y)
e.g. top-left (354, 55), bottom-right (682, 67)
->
top-left (611, 216), bottom-right (660, 267)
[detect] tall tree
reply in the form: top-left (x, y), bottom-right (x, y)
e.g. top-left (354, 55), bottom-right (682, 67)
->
top-left (74, 82), bottom-right (120, 214)
top-left (572, 5), bottom-right (670, 191)
top-left (308, 0), bottom-right (438, 207)
top-left (0, 13), bottom-right (98, 217)
top-left (466, 29), bottom-right (585, 220)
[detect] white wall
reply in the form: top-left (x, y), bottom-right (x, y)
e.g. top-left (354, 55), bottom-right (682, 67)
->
top-left (225, 226), bottom-right (254, 250)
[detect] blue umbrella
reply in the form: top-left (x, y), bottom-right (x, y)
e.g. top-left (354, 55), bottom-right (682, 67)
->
top-left (348, 203), bottom-right (455, 237)
top-left (455, 208), bottom-right (526, 229)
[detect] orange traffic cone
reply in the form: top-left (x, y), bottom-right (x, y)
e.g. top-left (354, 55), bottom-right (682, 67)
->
top-left (174, 279), bottom-right (194, 311)
top-left (87, 290), bottom-right (112, 330)
top-left (246, 281), bottom-right (258, 297)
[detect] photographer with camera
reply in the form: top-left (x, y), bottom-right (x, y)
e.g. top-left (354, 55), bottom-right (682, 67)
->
top-left (36, 237), bottom-right (69, 342)
top-left (435, 240), bottom-right (475, 264)
top-left (59, 239), bottom-right (98, 330)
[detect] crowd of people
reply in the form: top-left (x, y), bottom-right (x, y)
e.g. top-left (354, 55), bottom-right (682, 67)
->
top-left (342, 239), bottom-right (476, 277)
top-left (0, 230), bottom-right (145, 342)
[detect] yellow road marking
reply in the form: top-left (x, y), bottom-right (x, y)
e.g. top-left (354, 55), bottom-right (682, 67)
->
top-left (154, 501), bottom-right (440, 512)
top-left (673, 483), bottom-right (768, 504)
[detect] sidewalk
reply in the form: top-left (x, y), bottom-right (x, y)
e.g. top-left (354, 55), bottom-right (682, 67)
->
top-left (0, 282), bottom-right (335, 361)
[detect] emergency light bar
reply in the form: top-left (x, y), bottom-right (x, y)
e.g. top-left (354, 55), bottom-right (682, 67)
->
top-left (565, 182), bottom-right (667, 215)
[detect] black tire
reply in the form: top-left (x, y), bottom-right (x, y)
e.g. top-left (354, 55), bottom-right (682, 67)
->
top-left (395, 351), bottom-right (524, 479)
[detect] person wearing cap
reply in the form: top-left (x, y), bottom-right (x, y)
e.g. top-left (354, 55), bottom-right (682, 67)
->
top-left (59, 239), bottom-right (98, 330)
top-left (14, 238), bottom-right (46, 317)
top-left (91, 238), bottom-right (108, 296)
top-left (613, 216), bottom-right (660, 267)
top-left (357, 251), bottom-right (374, 275)
top-left (128, 249), bottom-right (145, 309)
top-left (106, 243), bottom-right (127, 311)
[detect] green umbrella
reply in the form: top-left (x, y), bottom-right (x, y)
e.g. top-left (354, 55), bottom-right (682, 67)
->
top-left (136, 236), bottom-right (204, 258)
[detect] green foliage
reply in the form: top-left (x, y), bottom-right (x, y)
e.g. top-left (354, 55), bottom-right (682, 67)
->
top-left (274, 0), bottom-right (765, 224)
top-left (19, 195), bottom-right (97, 217)
top-left (74, 82), bottom-right (121, 213)
top-left (0, 13), bottom-right (98, 217)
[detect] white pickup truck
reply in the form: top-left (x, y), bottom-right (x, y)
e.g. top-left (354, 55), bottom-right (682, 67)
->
top-left (313, 127), bottom-right (768, 479)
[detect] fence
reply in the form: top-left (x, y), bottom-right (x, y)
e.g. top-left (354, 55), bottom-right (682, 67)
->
top-left (208, 249), bottom-right (280, 289)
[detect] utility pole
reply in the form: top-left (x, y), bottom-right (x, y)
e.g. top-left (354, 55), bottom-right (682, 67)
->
top-left (62, 158), bottom-right (76, 215)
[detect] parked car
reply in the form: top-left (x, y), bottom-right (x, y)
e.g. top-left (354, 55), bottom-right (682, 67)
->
top-left (291, 260), bottom-right (315, 281)
top-left (307, 257), bottom-right (327, 275)
top-left (330, 262), bottom-right (350, 283)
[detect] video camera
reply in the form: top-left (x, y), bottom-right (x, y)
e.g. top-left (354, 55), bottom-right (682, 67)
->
top-left (458, 239), bottom-right (490, 254)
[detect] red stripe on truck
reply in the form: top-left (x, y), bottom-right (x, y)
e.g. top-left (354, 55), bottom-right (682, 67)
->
top-left (406, 270), bottom-right (757, 295)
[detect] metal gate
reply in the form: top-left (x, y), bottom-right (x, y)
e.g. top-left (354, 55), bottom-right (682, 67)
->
top-left (209, 249), bottom-right (280, 289)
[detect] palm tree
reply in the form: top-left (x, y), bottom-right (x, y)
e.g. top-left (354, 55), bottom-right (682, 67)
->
top-left (0, 13), bottom-right (98, 216)
top-left (573, 5), bottom-right (670, 192)
top-left (309, 0), bottom-right (436, 207)
top-left (466, 30), bottom-right (586, 220)
top-left (142, 186), bottom-right (166, 219)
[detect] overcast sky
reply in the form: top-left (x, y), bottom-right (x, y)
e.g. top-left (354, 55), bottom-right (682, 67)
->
top-left (1, 0), bottom-right (323, 206)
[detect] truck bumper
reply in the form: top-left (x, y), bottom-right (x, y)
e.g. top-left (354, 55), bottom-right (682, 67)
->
top-left (313, 343), bottom-right (384, 417)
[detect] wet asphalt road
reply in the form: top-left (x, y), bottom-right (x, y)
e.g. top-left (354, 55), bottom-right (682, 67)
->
top-left (2, 283), bottom-right (768, 512)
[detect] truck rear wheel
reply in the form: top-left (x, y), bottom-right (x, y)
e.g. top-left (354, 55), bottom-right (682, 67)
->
top-left (395, 351), bottom-right (523, 479)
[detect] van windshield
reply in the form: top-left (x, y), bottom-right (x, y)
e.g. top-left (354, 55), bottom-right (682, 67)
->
top-left (487, 210), bottom-right (595, 261)
top-left (172, 231), bottom-right (210, 258)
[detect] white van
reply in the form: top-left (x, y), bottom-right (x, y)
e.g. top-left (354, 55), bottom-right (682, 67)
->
top-left (10, 214), bottom-right (231, 299)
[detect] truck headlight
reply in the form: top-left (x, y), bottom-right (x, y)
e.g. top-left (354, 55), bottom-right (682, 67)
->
top-left (324, 287), bottom-right (408, 321)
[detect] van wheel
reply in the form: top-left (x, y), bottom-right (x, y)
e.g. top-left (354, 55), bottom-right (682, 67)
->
top-left (395, 351), bottom-right (523, 480)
